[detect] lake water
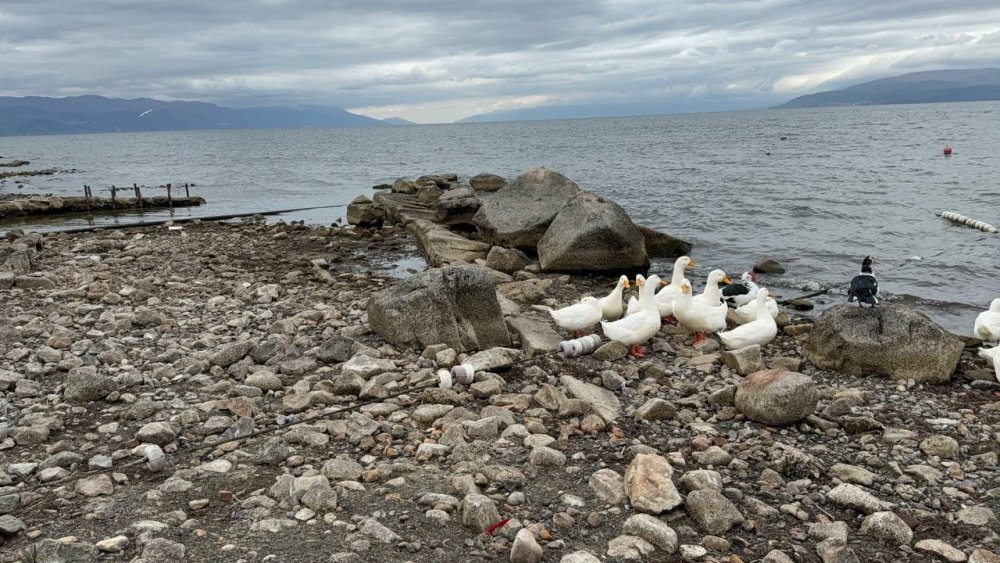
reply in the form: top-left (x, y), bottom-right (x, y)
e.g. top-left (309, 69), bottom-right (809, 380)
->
top-left (2, 102), bottom-right (999, 334)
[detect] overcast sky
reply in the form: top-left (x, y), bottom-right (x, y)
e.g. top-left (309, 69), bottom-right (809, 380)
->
top-left (2, 0), bottom-right (999, 123)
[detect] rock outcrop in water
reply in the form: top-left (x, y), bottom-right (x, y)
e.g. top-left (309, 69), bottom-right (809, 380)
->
top-left (349, 166), bottom-right (690, 275)
top-left (537, 192), bottom-right (648, 273)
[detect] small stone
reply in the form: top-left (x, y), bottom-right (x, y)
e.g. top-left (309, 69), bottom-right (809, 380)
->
top-left (96, 535), bottom-right (130, 553)
top-left (359, 518), bottom-right (401, 543)
top-left (720, 345), bottom-right (764, 375)
top-left (815, 538), bottom-right (860, 563)
top-left (914, 539), bottom-right (967, 562)
top-left (634, 398), bottom-right (676, 422)
top-left (622, 513), bottom-right (678, 552)
top-left (607, 535), bottom-right (655, 560)
top-left (560, 552), bottom-right (601, 563)
top-left (588, 469), bottom-right (626, 506)
top-left (684, 489), bottom-right (744, 535)
top-left (136, 421), bottom-right (177, 445)
top-left (142, 538), bottom-right (185, 559)
top-left (679, 544), bottom-right (708, 560)
top-left (510, 528), bottom-right (544, 563)
top-left (461, 493), bottom-right (501, 533)
top-left (75, 474), bottom-right (114, 497)
top-left (859, 511), bottom-right (912, 545)
top-left (827, 483), bottom-right (892, 514)
top-left (593, 341), bottom-right (629, 361)
top-left (956, 505), bottom-right (997, 527)
top-left (920, 434), bottom-right (960, 459)
top-left (623, 453), bottom-right (682, 514)
top-left (529, 446), bottom-right (566, 467)
top-left (0, 514), bottom-right (27, 535)
top-left (734, 369), bottom-right (817, 426)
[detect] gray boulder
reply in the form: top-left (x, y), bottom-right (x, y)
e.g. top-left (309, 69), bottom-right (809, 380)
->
top-left (434, 187), bottom-right (481, 226)
top-left (537, 192), bottom-right (648, 273)
top-left (407, 219), bottom-right (491, 267)
top-left (638, 225), bottom-right (693, 258)
top-left (473, 167), bottom-right (580, 250)
top-left (391, 178), bottom-right (419, 194)
top-left (485, 246), bottom-right (530, 274)
top-left (346, 195), bottom-right (385, 228)
top-left (804, 304), bottom-right (963, 384)
top-left (1, 244), bottom-right (33, 275)
top-left (469, 173), bottom-right (508, 192)
top-left (367, 265), bottom-right (511, 353)
top-left (63, 367), bottom-right (118, 402)
top-left (734, 369), bottom-right (818, 426)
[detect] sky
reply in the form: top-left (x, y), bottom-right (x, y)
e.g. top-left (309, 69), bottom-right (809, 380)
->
top-left (1, 0), bottom-right (999, 123)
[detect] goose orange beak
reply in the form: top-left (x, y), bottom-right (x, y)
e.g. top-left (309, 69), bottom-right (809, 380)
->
top-left (721, 276), bottom-right (732, 285)
top-left (688, 259), bottom-right (698, 268)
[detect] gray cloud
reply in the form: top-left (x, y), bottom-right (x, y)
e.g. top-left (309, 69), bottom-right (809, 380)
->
top-left (1, 0), bottom-right (998, 121)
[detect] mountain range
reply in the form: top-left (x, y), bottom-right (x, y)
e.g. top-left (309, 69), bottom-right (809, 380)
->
top-left (0, 95), bottom-right (389, 136)
top-left (777, 68), bottom-right (1000, 108)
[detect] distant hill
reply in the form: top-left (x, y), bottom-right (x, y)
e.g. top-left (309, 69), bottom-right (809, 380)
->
top-left (0, 95), bottom-right (387, 136)
top-left (456, 98), bottom-right (761, 123)
top-left (778, 68), bottom-right (1000, 108)
top-left (381, 117), bottom-right (416, 125)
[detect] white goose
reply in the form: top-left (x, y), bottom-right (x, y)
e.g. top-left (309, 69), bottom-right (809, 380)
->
top-left (654, 256), bottom-right (697, 317)
top-left (625, 274), bottom-right (647, 317)
top-left (718, 288), bottom-right (778, 349)
top-left (974, 298), bottom-right (1000, 343)
top-left (692, 269), bottom-right (732, 308)
top-left (732, 290), bottom-right (781, 325)
top-left (548, 296), bottom-right (603, 337)
top-left (978, 346), bottom-right (1000, 382)
top-left (673, 279), bottom-right (728, 345)
top-left (602, 275), bottom-right (662, 358)
top-left (598, 275), bottom-right (630, 321)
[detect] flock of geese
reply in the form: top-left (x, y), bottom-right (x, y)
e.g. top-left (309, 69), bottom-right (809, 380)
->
top-left (547, 255), bottom-right (1000, 382)
top-left (548, 256), bottom-right (779, 358)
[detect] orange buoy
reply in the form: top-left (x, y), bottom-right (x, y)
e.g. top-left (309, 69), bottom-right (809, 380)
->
top-left (943, 145), bottom-right (953, 156)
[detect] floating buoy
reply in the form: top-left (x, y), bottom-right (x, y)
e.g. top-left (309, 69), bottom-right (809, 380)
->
top-left (939, 211), bottom-right (998, 233)
top-left (943, 145), bottom-right (953, 156)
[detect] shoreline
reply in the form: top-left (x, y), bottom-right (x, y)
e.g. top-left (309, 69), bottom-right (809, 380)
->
top-left (0, 220), bottom-right (998, 562)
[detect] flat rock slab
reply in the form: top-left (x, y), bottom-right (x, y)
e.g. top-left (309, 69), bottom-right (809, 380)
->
top-left (507, 316), bottom-right (561, 357)
top-left (560, 375), bottom-right (620, 422)
top-left (407, 219), bottom-right (490, 267)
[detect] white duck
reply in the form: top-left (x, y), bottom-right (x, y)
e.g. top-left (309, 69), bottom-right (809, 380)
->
top-left (974, 298), bottom-right (1000, 343)
top-left (978, 346), bottom-right (1000, 382)
top-left (625, 274), bottom-right (646, 317)
top-left (673, 279), bottom-right (728, 345)
top-left (598, 275), bottom-right (630, 321)
top-left (548, 296), bottom-right (603, 337)
top-left (692, 269), bottom-right (732, 308)
top-left (654, 256), bottom-right (697, 317)
top-left (602, 275), bottom-right (662, 358)
top-left (732, 290), bottom-right (781, 325)
top-left (718, 288), bottom-right (778, 349)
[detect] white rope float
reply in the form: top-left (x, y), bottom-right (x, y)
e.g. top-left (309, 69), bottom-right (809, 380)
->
top-left (939, 211), bottom-right (998, 234)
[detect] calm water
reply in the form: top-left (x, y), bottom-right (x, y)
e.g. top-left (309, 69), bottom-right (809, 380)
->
top-left (2, 102), bottom-right (999, 334)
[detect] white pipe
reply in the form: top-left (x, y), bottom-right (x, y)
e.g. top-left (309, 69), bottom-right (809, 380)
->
top-left (939, 211), bottom-right (998, 234)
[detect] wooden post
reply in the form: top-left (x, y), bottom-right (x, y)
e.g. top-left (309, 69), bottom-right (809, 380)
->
top-left (84, 185), bottom-right (90, 210)
top-left (110, 185), bottom-right (117, 209)
top-left (167, 183), bottom-right (172, 207)
top-left (184, 182), bottom-right (190, 198)
top-left (134, 183), bottom-right (141, 208)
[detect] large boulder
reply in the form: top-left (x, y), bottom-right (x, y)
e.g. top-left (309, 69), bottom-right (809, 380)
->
top-left (367, 265), bottom-right (511, 353)
top-left (469, 173), bottom-right (508, 192)
top-left (734, 369), bottom-right (818, 426)
top-left (346, 195), bottom-right (385, 228)
top-left (537, 192), bottom-right (648, 273)
top-left (434, 187), bottom-right (481, 226)
top-left (638, 225), bottom-right (693, 258)
top-left (804, 304), bottom-right (963, 384)
top-left (473, 167), bottom-right (580, 250)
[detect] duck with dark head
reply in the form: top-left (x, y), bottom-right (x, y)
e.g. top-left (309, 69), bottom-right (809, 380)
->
top-left (847, 255), bottom-right (879, 307)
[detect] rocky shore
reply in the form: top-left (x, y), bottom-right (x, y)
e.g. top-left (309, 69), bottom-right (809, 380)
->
top-left (0, 189), bottom-right (998, 562)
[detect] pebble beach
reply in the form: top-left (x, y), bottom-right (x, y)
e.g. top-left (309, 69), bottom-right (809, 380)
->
top-left (0, 218), bottom-right (998, 562)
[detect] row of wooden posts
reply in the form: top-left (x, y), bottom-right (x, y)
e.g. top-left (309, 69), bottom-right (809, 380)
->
top-left (81, 183), bottom-right (192, 210)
